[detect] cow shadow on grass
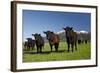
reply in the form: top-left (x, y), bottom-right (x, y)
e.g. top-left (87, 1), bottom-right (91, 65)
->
top-left (51, 50), bottom-right (65, 53)
top-left (23, 49), bottom-right (66, 55)
top-left (23, 51), bottom-right (50, 54)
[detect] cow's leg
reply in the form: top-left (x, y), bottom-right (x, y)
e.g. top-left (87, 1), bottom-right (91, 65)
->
top-left (31, 44), bottom-right (33, 51)
top-left (71, 43), bottom-right (74, 52)
top-left (32, 45), bottom-right (34, 50)
top-left (75, 42), bottom-right (77, 51)
top-left (67, 43), bottom-right (70, 52)
top-left (32, 44), bottom-right (35, 50)
top-left (29, 46), bottom-right (31, 51)
top-left (31, 46), bottom-right (33, 50)
top-left (28, 45), bottom-right (30, 51)
top-left (37, 46), bottom-right (39, 53)
top-left (42, 44), bottom-right (44, 49)
top-left (40, 46), bottom-right (42, 53)
top-left (30, 44), bottom-right (33, 51)
top-left (50, 44), bottom-right (53, 52)
top-left (27, 46), bottom-right (29, 51)
top-left (30, 45), bottom-right (31, 51)
top-left (55, 43), bottom-right (59, 52)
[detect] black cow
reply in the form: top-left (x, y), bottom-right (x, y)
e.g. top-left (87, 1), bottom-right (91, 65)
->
top-left (78, 39), bottom-right (81, 44)
top-left (85, 40), bottom-right (88, 44)
top-left (63, 27), bottom-right (77, 52)
top-left (24, 38), bottom-right (35, 51)
top-left (32, 33), bottom-right (44, 53)
top-left (44, 31), bottom-right (60, 52)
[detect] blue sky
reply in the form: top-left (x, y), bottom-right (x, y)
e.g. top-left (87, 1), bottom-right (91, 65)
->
top-left (23, 10), bottom-right (91, 41)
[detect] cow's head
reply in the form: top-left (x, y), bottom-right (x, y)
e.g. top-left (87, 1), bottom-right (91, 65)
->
top-left (26, 38), bottom-right (32, 42)
top-left (32, 33), bottom-right (41, 41)
top-left (43, 31), bottom-right (54, 40)
top-left (63, 27), bottom-right (73, 31)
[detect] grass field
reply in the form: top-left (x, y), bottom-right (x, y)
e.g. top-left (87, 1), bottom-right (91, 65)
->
top-left (23, 42), bottom-right (91, 62)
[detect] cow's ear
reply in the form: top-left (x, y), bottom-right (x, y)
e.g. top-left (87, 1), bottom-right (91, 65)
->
top-left (32, 34), bottom-right (34, 36)
top-left (43, 31), bottom-right (46, 34)
top-left (63, 28), bottom-right (66, 30)
top-left (70, 27), bottom-right (73, 30)
top-left (51, 31), bottom-right (53, 33)
top-left (26, 38), bottom-right (29, 40)
top-left (39, 34), bottom-right (41, 36)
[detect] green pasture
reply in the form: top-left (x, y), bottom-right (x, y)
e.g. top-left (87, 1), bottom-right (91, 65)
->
top-left (23, 42), bottom-right (91, 62)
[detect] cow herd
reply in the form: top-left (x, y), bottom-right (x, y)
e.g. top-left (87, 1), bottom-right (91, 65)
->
top-left (24, 26), bottom-right (89, 53)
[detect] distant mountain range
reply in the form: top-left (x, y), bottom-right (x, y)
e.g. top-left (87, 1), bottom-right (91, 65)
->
top-left (57, 30), bottom-right (89, 34)
top-left (43, 30), bottom-right (91, 43)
